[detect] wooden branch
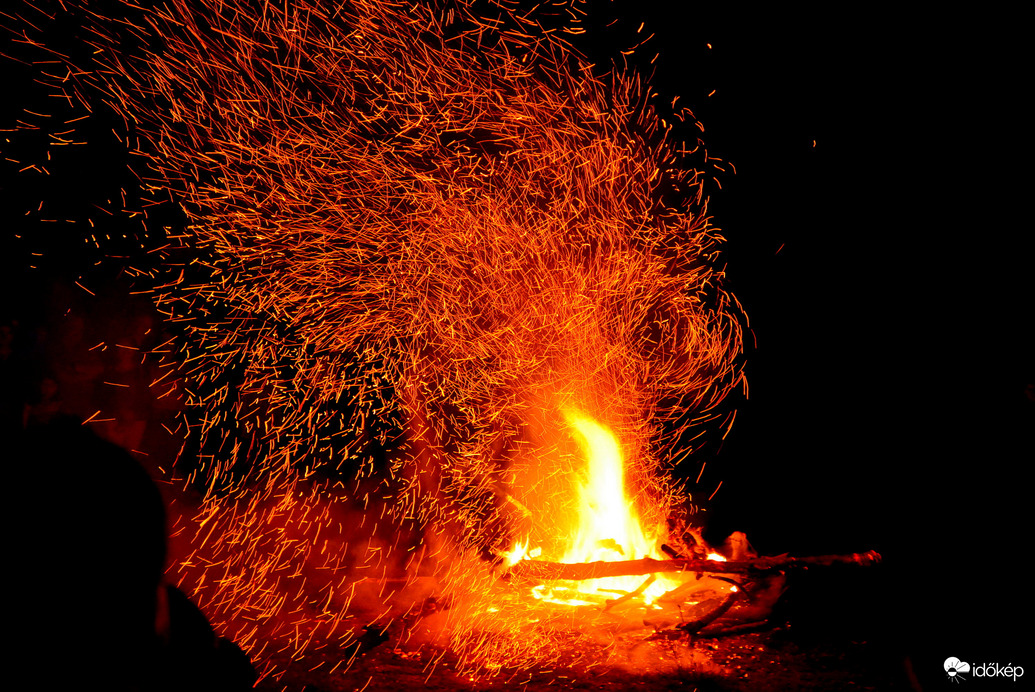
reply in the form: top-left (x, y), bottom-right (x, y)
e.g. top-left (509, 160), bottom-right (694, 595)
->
top-left (680, 589), bottom-right (744, 634)
top-left (603, 574), bottom-right (656, 611)
top-left (696, 619), bottom-right (770, 638)
top-left (507, 550), bottom-right (880, 582)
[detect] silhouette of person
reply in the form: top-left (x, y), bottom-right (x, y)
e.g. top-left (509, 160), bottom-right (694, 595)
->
top-left (9, 417), bottom-right (255, 690)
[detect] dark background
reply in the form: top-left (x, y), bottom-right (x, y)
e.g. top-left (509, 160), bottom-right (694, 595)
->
top-left (590, 3), bottom-right (1031, 681)
top-left (3, 2), bottom-right (1029, 686)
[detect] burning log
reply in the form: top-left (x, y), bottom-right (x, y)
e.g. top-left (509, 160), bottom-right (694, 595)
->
top-left (603, 575), bottom-right (657, 611)
top-left (507, 550), bottom-right (881, 582)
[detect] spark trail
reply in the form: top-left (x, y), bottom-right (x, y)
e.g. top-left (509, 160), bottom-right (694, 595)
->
top-left (4, 0), bottom-right (745, 679)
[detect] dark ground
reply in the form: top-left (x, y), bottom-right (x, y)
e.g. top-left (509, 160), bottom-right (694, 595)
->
top-left (251, 628), bottom-right (912, 691)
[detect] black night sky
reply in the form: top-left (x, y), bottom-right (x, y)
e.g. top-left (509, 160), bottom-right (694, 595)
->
top-left (620, 3), bottom-right (1031, 674)
top-left (2, 2), bottom-right (1030, 688)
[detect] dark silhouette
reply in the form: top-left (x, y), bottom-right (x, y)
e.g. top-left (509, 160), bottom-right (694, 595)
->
top-left (9, 417), bottom-right (255, 690)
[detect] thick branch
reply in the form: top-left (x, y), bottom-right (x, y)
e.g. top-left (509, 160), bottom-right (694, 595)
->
top-left (680, 589), bottom-right (744, 634)
top-left (507, 550), bottom-right (880, 582)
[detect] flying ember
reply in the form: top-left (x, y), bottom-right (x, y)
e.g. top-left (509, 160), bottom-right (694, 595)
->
top-left (3, 0), bottom-right (748, 681)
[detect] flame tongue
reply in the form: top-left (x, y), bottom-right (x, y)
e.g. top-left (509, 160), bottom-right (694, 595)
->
top-left (563, 411), bottom-right (653, 565)
top-left (501, 410), bottom-right (681, 607)
top-left (505, 409), bottom-right (689, 607)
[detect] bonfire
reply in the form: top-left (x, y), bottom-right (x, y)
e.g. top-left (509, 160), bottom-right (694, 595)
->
top-left (2, 0), bottom-right (879, 685)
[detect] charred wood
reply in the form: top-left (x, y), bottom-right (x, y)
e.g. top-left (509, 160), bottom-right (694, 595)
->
top-left (507, 550), bottom-right (880, 582)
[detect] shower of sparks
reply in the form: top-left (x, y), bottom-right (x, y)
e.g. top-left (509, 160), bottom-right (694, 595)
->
top-left (4, 0), bottom-right (745, 681)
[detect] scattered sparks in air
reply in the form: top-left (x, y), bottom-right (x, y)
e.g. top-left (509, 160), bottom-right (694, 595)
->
top-left (4, 0), bottom-right (746, 681)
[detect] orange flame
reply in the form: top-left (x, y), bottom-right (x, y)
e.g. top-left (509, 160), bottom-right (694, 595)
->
top-left (563, 410), bottom-right (656, 565)
top-left (508, 410), bottom-right (682, 606)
